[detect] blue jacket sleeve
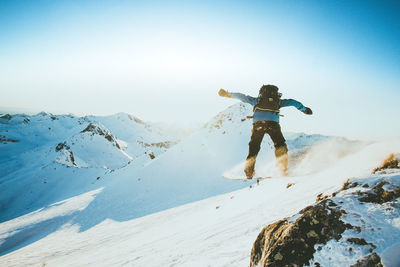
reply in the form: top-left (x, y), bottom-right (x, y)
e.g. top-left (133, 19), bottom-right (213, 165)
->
top-left (230, 92), bottom-right (257, 106)
top-left (280, 99), bottom-right (306, 112)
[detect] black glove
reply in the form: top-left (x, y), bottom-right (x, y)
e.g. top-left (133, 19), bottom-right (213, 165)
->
top-left (303, 107), bottom-right (313, 115)
top-left (218, 89), bottom-right (232, 98)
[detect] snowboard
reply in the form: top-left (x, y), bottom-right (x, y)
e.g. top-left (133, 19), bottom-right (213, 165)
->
top-left (222, 175), bottom-right (272, 181)
top-left (222, 175), bottom-right (273, 185)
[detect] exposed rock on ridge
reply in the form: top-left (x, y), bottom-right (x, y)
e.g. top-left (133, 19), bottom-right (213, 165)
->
top-left (81, 123), bottom-right (121, 149)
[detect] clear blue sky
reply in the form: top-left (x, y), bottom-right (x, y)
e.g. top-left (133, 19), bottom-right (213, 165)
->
top-left (1, 0), bottom-right (399, 139)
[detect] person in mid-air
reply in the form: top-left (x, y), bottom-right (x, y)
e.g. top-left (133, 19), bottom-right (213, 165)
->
top-left (218, 85), bottom-right (312, 179)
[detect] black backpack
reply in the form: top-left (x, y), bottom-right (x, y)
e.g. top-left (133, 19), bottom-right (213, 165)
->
top-left (253, 85), bottom-right (281, 113)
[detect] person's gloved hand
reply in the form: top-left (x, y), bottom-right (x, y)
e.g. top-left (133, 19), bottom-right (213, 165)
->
top-left (303, 107), bottom-right (313, 115)
top-left (218, 89), bottom-right (232, 98)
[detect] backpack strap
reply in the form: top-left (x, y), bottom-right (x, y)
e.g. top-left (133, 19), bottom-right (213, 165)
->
top-left (253, 106), bottom-right (280, 113)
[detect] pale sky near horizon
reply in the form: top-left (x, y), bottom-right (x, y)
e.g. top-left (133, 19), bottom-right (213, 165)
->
top-left (1, 0), bottom-right (400, 139)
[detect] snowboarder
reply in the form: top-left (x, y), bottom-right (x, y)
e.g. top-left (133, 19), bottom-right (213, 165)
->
top-left (218, 85), bottom-right (312, 178)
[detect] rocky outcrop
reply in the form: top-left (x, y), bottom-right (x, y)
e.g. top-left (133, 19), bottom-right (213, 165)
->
top-left (250, 199), bottom-right (351, 267)
top-left (357, 180), bottom-right (400, 204)
top-left (0, 135), bottom-right (19, 144)
top-left (128, 114), bottom-right (144, 124)
top-left (249, 154), bottom-right (400, 267)
top-left (81, 123), bottom-right (121, 149)
top-left (55, 142), bottom-right (76, 166)
top-left (0, 114), bottom-right (12, 120)
top-left (55, 142), bottom-right (68, 152)
top-left (350, 253), bottom-right (383, 267)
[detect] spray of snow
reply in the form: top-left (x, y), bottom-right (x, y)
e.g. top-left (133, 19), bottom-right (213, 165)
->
top-left (224, 137), bottom-right (368, 179)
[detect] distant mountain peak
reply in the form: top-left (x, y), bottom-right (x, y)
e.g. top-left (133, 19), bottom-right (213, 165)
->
top-left (203, 103), bottom-right (252, 131)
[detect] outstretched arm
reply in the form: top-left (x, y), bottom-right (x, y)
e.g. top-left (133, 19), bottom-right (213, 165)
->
top-left (280, 99), bottom-right (313, 115)
top-left (218, 89), bottom-right (257, 106)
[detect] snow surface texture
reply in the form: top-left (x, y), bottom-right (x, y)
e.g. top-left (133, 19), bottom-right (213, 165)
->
top-left (0, 104), bottom-right (399, 266)
top-left (310, 174), bottom-right (400, 266)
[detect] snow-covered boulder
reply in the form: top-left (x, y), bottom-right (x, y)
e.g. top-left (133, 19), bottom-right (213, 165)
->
top-left (250, 198), bottom-right (353, 267)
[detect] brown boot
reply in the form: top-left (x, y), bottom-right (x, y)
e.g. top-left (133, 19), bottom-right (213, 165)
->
top-left (244, 157), bottom-right (256, 179)
top-left (275, 146), bottom-right (288, 176)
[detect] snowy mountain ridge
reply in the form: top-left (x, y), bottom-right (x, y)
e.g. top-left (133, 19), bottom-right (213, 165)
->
top-left (0, 111), bottom-right (185, 223)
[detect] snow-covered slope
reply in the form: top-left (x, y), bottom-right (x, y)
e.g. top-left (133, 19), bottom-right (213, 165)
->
top-left (1, 104), bottom-right (398, 266)
top-left (1, 137), bottom-right (399, 266)
top-left (0, 112), bottom-right (183, 222)
top-left (35, 103), bottom-right (353, 230)
top-left (0, 104), bottom-right (341, 224)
